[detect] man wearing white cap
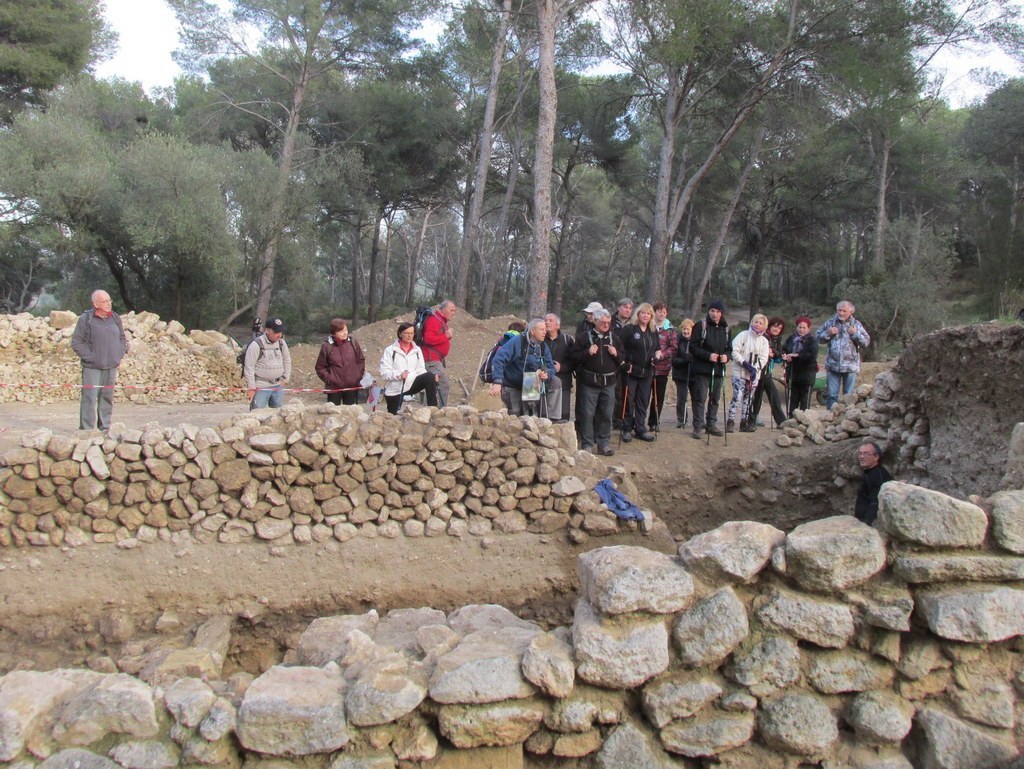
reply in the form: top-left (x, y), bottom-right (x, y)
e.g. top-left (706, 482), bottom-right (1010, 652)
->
top-left (576, 301), bottom-right (603, 336)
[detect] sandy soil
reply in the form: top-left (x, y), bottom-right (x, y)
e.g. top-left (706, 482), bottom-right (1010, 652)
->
top-left (0, 316), bottom-right (890, 674)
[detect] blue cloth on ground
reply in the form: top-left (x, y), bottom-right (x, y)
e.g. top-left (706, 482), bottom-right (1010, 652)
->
top-left (594, 479), bottom-right (644, 521)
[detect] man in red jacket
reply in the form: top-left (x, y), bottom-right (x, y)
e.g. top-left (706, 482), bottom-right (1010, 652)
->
top-left (422, 300), bottom-right (457, 406)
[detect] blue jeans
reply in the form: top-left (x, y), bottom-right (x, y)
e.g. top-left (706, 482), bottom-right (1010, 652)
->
top-left (251, 383), bottom-right (284, 410)
top-left (825, 370), bottom-right (856, 409)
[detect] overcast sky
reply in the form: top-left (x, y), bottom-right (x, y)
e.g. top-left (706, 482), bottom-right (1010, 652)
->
top-left (96, 0), bottom-right (1022, 107)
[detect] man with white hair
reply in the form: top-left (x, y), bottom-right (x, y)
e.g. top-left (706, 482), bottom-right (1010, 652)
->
top-left (816, 300), bottom-right (871, 408)
top-left (488, 318), bottom-right (559, 417)
top-left (71, 289), bottom-right (129, 431)
top-left (571, 308), bottom-right (623, 455)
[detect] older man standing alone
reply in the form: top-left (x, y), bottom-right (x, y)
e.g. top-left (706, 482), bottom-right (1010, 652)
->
top-left (817, 300), bottom-right (871, 408)
top-left (71, 289), bottom-right (128, 431)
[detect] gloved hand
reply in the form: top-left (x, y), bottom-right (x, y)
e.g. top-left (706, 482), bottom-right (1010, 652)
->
top-left (742, 361), bottom-right (758, 379)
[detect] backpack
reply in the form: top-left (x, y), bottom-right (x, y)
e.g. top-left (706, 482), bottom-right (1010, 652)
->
top-left (237, 336), bottom-right (266, 375)
top-left (478, 332), bottom-right (529, 384)
top-left (412, 306), bottom-right (433, 347)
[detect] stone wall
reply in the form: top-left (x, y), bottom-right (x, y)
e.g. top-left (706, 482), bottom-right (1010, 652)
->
top-left (0, 403), bottom-right (655, 549)
top-left (0, 311), bottom-right (241, 404)
top-left (773, 323), bottom-right (1024, 498)
top-left (3, 481), bottom-right (1024, 768)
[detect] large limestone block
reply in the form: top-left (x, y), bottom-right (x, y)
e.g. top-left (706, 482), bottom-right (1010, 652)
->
top-left (659, 711), bottom-right (754, 758)
top-left (40, 749), bottom-right (120, 769)
top-left (846, 690), bottom-right (914, 744)
top-left (594, 722), bottom-right (678, 769)
top-left (52, 674), bottom-right (159, 746)
top-left (236, 665), bottom-right (348, 756)
top-left (521, 631), bottom-right (575, 699)
top-left (436, 699), bottom-right (546, 749)
top-left (107, 740), bottom-right (180, 769)
top-left (577, 546), bottom-right (694, 615)
top-left (915, 708), bottom-right (1018, 769)
top-left (447, 605), bottom-right (540, 637)
top-left (951, 678), bottom-right (1015, 729)
top-left (641, 672), bottom-right (722, 728)
top-left (573, 600), bottom-right (669, 689)
top-left (372, 607), bottom-right (447, 655)
top-left (989, 490), bottom-right (1024, 554)
top-left (0, 671), bottom-right (81, 760)
top-left (755, 588), bottom-right (855, 648)
top-left (672, 587), bottom-right (749, 667)
top-left (328, 752), bottom-right (395, 769)
top-left (725, 636), bottom-right (800, 698)
top-left (917, 585), bottom-right (1024, 642)
top-left (757, 694), bottom-right (838, 756)
top-left (807, 649), bottom-right (895, 693)
top-left (293, 612), bottom-right (379, 666)
top-left (893, 554), bottom-right (1024, 583)
top-left (877, 483), bottom-right (987, 547)
top-left (677, 521), bottom-right (785, 584)
top-left (345, 657), bottom-right (427, 727)
top-left (544, 684), bottom-right (628, 733)
top-left (429, 628), bottom-right (540, 704)
top-left (785, 516), bottom-right (886, 591)
top-left (163, 678), bottom-right (216, 728)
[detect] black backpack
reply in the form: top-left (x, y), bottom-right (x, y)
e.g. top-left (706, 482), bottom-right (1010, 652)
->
top-left (412, 306), bottom-right (433, 347)
top-left (478, 334), bottom-right (533, 384)
top-left (237, 336), bottom-right (266, 375)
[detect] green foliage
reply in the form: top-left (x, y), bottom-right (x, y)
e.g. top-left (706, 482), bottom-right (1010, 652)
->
top-left (0, 0), bottom-right (110, 122)
top-left (836, 217), bottom-right (955, 349)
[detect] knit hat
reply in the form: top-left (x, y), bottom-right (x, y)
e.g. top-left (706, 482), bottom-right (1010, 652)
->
top-left (708, 300), bottom-right (726, 314)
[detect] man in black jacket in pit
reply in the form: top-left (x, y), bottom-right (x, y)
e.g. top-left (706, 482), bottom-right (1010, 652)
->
top-left (855, 442), bottom-right (892, 525)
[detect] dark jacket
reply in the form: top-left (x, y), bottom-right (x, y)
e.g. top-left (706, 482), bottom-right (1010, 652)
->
top-left (546, 331), bottom-right (576, 389)
top-left (689, 314), bottom-right (730, 377)
top-left (620, 323), bottom-right (659, 379)
top-left (572, 326), bottom-right (623, 387)
top-left (71, 309), bottom-right (128, 370)
top-left (315, 336), bottom-right (366, 391)
top-left (783, 332), bottom-right (819, 387)
top-left (856, 465), bottom-right (892, 525)
top-left (492, 334), bottom-right (556, 389)
top-left (671, 333), bottom-right (694, 382)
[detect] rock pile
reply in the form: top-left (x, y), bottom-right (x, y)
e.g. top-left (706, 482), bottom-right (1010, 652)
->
top-left (0, 311), bottom-right (242, 404)
top-left (0, 403), bottom-right (658, 549)
top-left (3, 480), bottom-right (1024, 767)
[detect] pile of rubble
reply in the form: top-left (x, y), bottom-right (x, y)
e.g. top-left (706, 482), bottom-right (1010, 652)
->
top-left (3, 481), bottom-right (1024, 767)
top-left (0, 311), bottom-right (242, 404)
top-left (0, 402), bottom-right (661, 550)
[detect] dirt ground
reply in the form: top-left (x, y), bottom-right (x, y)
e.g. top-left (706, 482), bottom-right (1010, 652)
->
top-left (0, 313), bottom-right (886, 675)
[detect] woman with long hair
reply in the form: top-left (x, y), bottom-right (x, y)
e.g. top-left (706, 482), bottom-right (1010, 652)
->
top-left (619, 302), bottom-right (660, 442)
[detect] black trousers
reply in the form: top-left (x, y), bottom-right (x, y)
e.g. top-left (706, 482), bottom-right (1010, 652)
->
top-left (385, 372), bottom-right (437, 414)
top-left (648, 374), bottom-right (669, 430)
top-left (751, 373), bottom-right (787, 426)
top-left (624, 374), bottom-right (653, 434)
top-left (690, 370), bottom-right (724, 430)
top-left (327, 389), bottom-right (359, 406)
top-left (789, 382), bottom-right (812, 416)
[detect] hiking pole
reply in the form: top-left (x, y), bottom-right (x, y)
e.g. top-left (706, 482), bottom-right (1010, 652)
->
top-left (651, 376), bottom-right (660, 435)
top-left (722, 363), bottom-right (729, 446)
top-left (708, 364), bottom-right (716, 448)
top-left (617, 373), bottom-right (629, 448)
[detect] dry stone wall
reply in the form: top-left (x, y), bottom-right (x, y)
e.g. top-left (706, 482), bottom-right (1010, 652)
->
top-left (0, 311), bottom-right (242, 404)
top-left (0, 403), bottom-right (655, 549)
top-left (773, 323), bottom-right (1024, 499)
top-left (3, 481), bottom-right (1024, 768)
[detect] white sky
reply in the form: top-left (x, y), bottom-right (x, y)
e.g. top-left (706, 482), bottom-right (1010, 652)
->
top-left (96, 0), bottom-right (1022, 106)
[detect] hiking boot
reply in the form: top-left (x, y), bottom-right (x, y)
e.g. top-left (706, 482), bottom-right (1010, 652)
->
top-left (691, 428), bottom-right (702, 440)
top-left (706, 425), bottom-right (724, 437)
top-left (754, 418), bottom-right (765, 427)
top-left (637, 431), bottom-right (656, 442)
top-left (621, 430), bottom-right (633, 443)
top-left (725, 419), bottom-right (736, 433)
top-left (599, 444), bottom-right (616, 456)
top-left (740, 420), bottom-right (757, 433)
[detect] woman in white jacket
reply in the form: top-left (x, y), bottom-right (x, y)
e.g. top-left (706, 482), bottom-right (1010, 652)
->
top-left (380, 323), bottom-right (438, 414)
top-left (727, 314), bottom-right (769, 433)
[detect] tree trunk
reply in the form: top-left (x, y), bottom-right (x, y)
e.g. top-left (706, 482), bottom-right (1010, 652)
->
top-left (872, 135), bottom-right (891, 272)
top-left (367, 210), bottom-right (384, 323)
top-left (454, 0), bottom-right (512, 309)
top-left (254, 79), bottom-right (307, 322)
top-left (351, 217), bottom-right (364, 325)
top-left (526, 0), bottom-right (558, 319)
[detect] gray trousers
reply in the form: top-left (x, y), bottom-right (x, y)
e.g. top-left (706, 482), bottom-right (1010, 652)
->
top-left (80, 367), bottom-right (117, 430)
top-left (578, 381), bottom-right (616, 448)
top-left (426, 360), bottom-right (449, 406)
top-left (502, 377), bottom-right (561, 418)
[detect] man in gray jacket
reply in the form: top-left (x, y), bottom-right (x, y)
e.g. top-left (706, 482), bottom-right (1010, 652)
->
top-left (244, 317), bottom-right (291, 410)
top-left (816, 300), bottom-right (871, 408)
top-left (71, 289), bottom-right (129, 431)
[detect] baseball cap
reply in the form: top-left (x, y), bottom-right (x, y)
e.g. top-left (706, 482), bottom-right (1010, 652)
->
top-left (581, 301), bottom-right (603, 314)
top-left (265, 317), bottom-right (286, 333)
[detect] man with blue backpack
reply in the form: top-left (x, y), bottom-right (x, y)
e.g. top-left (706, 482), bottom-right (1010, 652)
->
top-left (488, 318), bottom-right (560, 418)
